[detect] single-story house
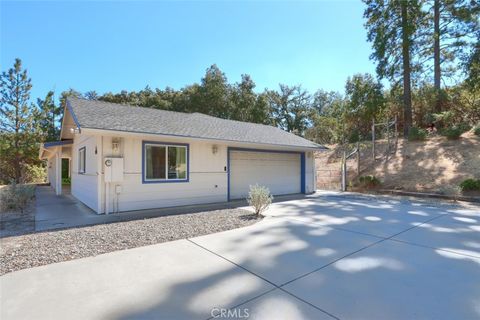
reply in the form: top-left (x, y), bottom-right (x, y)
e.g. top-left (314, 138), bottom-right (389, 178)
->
top-left (39, 98), bottom-right (324, 214)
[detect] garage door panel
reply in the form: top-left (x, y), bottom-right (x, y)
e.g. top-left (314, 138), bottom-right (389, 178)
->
top-left (229, 151), bottom-right (301, 200)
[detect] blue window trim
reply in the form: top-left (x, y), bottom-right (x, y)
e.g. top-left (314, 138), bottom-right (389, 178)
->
top-left (142, 141), bottom-right (190, 184)
top-left (227, 147), bottom-right (306, 201)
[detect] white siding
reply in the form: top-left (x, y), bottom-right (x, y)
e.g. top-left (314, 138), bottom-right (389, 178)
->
top-left (68, 130), bottom-right (317, 213)
top-left (99, 136), bottom-right (228, 213)
top-left (71, 134), bottom-right (98, 212)
top-left (47, 157), bottom-right (56, 190)
top-left (305, 151), bottom-right (316, 193)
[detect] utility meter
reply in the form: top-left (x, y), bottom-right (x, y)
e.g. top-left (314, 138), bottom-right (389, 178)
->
top-left (104, 157), bottom-right (124, 182)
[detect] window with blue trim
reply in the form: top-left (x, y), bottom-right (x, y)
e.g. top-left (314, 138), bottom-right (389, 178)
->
top-left (144, 143), bottom-right (187, 181)
top-left (78, 147), bottom-right (86, 174)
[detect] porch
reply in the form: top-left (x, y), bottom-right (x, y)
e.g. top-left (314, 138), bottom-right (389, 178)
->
top-left (39, 140), bottom-right (72, 196)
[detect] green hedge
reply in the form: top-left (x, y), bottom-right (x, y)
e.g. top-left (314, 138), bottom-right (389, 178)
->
top-left (358, 175), bottom-right (381, 189)
top-left (408, 127), bottom-right (427, 141)
top-left (459, 179), bottom-right (480, 192)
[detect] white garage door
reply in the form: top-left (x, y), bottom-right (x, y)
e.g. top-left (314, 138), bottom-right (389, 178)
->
top-left (229, 150), bottom-right (301, 200)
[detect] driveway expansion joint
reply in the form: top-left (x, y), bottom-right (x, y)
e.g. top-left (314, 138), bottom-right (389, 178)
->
top-left (187, 238), bottom-right (341, 320)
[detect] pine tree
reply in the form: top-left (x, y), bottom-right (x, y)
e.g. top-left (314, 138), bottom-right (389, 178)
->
top-left (427, 0), bottom-right (480, 112)
top-left (0, 58), bottom-right (39, 183)
top-left (37, 91), bottom-right (62, 141)
top-left (197, 64), bottom-right (232, 118)
top-left (363, 0), bottom-right (425, 137)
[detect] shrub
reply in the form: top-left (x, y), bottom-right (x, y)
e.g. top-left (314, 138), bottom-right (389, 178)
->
top-left (441, 126), bottom-right (463, 140)
top-left (0, 181), bottom-right (35, 213)
top-left (247, 184), bottom-right (273, 216)
top-left (456, 123), bottom-right (471, 133)
top-left (459, 179), bottom-right (480, 192)
top-left (408, 127), bottom-right (427, 141)
top-left (358, 175), bottom-right (381, 189)
top-left (62, 177), bottom-right (71, 184)
top-left (439, 185), bottom-right (462, 200)
top-left (22, 164), bottom-right (46, 184)
top-left (433, 111), bottom-right (455, 127)
top-left (474, 124), bottom-right (480, 136)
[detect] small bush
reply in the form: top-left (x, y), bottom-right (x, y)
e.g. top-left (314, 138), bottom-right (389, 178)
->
top-left (439, 185), bottom-right (462, 200)
top-left (408, 127), bottom-right (427, 141)
top-left (358, 175), bottom-right (381, 189)
top-left (22, 164), bottom-right (46, 184)
top-left (441, 126), bottom-right (463, 140)
top-left (62, 177), bottom-right (71, 184)
top-left (433, 111), bottom-right (454, 127)
top-left (473, 124), bottom-right (480, 136)
top-left (247, 184), bottom-right (273, 216)
top-left (456, 123), bottom-right (471, 133)
top-left (459, 179), bottom-right (480, 192)
top-left (0, 181), bottom-right (35, 213)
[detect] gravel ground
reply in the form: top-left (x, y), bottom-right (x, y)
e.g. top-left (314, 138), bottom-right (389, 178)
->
top-left (0, 204), bottom-right (35, 238)
top-left (0, 208), bottom-right (260, 275)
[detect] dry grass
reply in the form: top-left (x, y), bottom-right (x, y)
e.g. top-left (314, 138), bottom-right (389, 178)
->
top-left (316, 131), bottom-right (480, 195)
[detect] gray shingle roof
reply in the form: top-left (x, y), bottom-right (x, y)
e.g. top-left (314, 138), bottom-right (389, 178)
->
top-left (67, 98), bottom-right (323, 149)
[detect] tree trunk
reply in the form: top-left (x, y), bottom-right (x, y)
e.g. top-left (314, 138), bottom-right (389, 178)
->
top-left (14, 74), bottom-right (21, 183)
top-left (434, 0), bottom-right (441, 113)
top-left (401, 1), bottom-right (413, 137)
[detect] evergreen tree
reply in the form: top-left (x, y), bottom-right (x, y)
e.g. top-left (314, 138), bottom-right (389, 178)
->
top-left (363, 0), bottom-right (424, 137)
top-left (465, 36), bottom-right (480, 90)
top-left (197, 64), bottom-right (232, 118)
top-left (426, 0), bottom-right (480, 111)
top-left (37, 91), bottom-right (61, 141)
top-left (0, 58), bottom-right (39, 183)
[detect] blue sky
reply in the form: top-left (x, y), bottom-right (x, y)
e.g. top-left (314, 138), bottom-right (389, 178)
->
top-left (1, 1), bottom-right (375, 101)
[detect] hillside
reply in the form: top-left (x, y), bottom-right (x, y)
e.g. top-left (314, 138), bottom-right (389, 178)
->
top-left (315, 131), bottom-right (480, 195)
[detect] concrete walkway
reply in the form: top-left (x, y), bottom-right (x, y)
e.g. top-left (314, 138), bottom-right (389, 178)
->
top-left (2, 192), bottom-right (479, 319)
top-left (34, 186), bottom-right (307, 231)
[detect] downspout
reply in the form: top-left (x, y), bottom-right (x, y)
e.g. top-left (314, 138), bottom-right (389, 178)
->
top-left (102, 136), bottom-right (109, 215)
top-left (96, 135), bottom-right (104, 214)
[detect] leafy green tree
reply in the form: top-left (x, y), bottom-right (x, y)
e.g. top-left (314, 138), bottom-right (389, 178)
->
top-left (306, 97), bottom-right (347, 145)
top-left (312, 90), bottom-right (344, 115)
top-left (344, 73), bottom-right (385, 138)
top-left (267, 84), bottom-right (312, 136)
top-left (363, 0), bottom-right (425, 137)
top-left (0, 58), bottom-right (40, 183)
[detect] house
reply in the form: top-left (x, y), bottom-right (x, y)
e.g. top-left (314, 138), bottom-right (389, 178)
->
top-left (39, 98), bottom-right (324, 214)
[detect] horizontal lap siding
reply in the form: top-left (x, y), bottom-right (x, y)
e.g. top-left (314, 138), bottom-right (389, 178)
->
top-left (114, 172), bottom-right (227, 211)
top-left (101, 137), bottom-right (228, 212)
top-left (71, 135), bottom-right (98, 211)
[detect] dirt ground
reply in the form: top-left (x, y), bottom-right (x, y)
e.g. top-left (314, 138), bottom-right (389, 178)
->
top-left (316, 131), bottom-right (480, 195)
top-left (0, 186), bottom-right (36, 237)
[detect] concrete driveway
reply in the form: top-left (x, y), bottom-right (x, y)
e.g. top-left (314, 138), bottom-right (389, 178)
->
top-left (1, 192), bottom-right (479, 319)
